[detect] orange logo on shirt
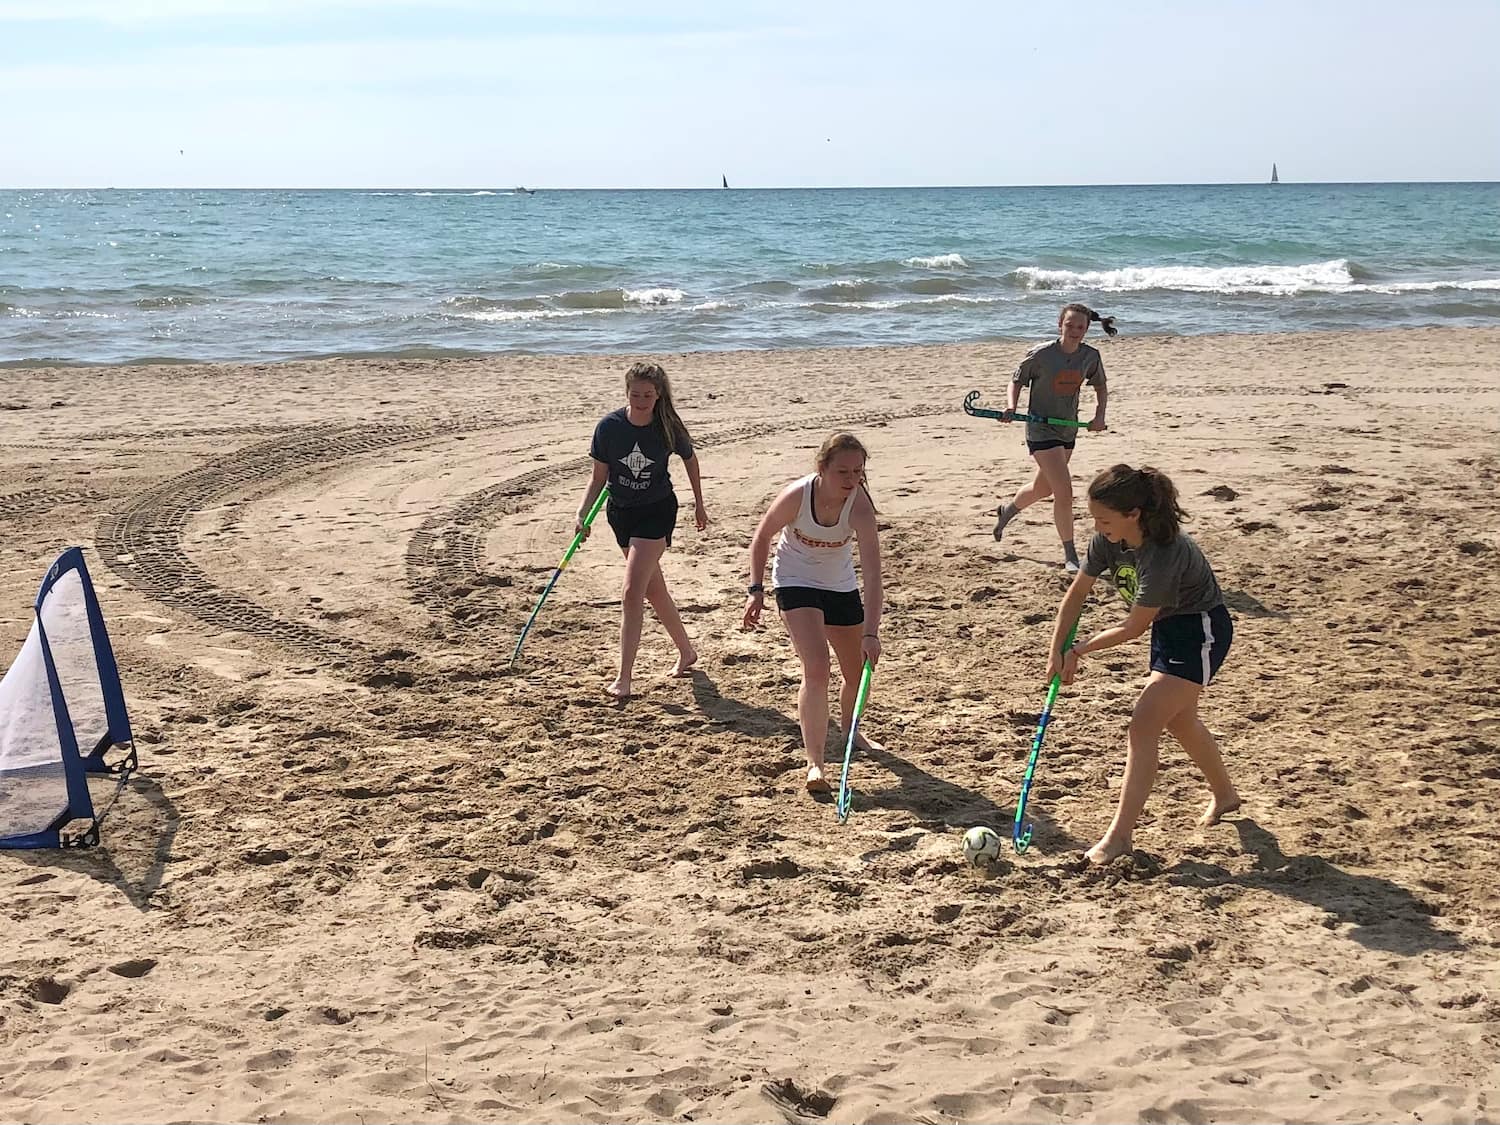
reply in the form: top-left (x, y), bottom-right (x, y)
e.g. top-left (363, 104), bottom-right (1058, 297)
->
top-left (792, 527), bottom-right (853, 550)
top-left (1053, 368), bottom-right (1084, 396)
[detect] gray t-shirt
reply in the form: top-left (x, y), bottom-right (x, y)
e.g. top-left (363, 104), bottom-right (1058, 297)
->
top-left (1012, 340), bottom-right (1105, 443)
top-left (1084, 532), bottom-right (1223, 618)
top-left (589, 408), bottom-right (693, 508)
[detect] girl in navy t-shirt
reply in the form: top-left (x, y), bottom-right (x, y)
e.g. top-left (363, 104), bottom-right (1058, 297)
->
top-left (576, 362), bottom-right (709, 699)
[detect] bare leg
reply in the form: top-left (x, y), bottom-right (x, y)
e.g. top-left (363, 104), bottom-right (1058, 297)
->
top-left (1010, 460), bottom-right (1054, 511)
top-left (1031, 445), bottom-right (1076, 550)
top-left (607, 537), bottom-right (669, 699)
top-left (1166, 705), bottom-right (1241, 825)
top-left (781, 607), bottom-right (832, 789)
top-left (641, 559), bottom-right (697, 675)
top-left (827, 622), bottom-right (882, 752)
top-left (1086, 672), bottom-right (1200, 864)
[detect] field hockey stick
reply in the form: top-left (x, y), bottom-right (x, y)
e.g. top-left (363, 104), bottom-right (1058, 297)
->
top-left (1013, 618), bottom-right (1079, 854)
top-left (835, 660), bottom-right (874, 824)
top-left (509, 485), bottom-right (609, 667)
top-left (962, 391), bottom-right (1088, 429)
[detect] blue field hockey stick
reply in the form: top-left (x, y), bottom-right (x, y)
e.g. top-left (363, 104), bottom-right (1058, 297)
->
top-left (1013, 619), bottom-right (1079, 854)
top-left (963, 390), bottom-right (1089, 429)
top-left (835, 660), bottom-right (874, 824)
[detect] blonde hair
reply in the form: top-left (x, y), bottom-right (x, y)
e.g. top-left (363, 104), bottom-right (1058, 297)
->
top-left (815, 431), bottom-right (877, 510)
top-left (624, 362), bottom-right (691, 453)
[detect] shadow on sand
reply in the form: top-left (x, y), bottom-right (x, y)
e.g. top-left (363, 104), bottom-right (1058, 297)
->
top-left (1168, 817), bottom-right (1461, 955)
top-left (14, 774), bottom-right (179, 911)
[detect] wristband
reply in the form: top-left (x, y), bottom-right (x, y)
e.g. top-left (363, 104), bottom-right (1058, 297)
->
top-left (747, 583), bottom-right (764, 594)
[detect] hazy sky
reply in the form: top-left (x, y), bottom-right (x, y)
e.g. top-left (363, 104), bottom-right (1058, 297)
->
top-left (3, 0), bottom-right (1497, 189)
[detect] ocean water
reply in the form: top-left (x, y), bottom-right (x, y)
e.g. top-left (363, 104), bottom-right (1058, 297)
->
top-left (2, 183), bottom-right (1497, 366)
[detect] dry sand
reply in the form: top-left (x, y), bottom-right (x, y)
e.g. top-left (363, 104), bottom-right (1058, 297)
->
top-left (1, 327), bottom-right (1499, 1124)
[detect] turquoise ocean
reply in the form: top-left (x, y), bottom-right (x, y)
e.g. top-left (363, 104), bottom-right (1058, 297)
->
top-left (2, 183), bottom-right (1497, 366)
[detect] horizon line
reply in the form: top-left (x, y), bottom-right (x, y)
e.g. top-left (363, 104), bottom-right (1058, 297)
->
top-left (5, 179), bottom-right (1500, 192)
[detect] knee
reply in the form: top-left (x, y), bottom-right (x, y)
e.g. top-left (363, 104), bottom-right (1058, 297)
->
top-left (622, 573), bottom-right (651, 603)
top-left (802, 655), bottom-right (831, 687)
top-left (1128, 711), bottom-right (1166, 744)
top-left (1053, 479), bottom-right (1074, 502)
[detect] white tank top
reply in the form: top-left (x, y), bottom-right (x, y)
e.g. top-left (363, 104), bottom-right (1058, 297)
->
top-left (771, 473), bottom-right (859, 592)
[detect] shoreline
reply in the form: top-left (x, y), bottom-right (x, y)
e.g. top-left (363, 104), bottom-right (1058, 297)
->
top-left (1, 325), bottom-right (1498, 1123)
top-left (3, 322), bottom-right (1494, 376)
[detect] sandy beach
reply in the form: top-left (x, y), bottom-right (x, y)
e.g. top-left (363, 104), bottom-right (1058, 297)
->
top-left (2, 326), bottom-right (1499, 1124)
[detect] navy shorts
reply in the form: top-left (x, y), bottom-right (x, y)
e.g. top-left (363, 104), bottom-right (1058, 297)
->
top-left (1027, 439), bottom-right (1076, 454)
top-left (774, 586), bottom-right (865, 627)
top-left (1150, 604), bottom-right (1233, 685)
top-left (607, 494), bottom-right (677, 549)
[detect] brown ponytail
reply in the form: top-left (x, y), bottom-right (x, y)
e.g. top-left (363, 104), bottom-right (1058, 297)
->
top-left (1088, 463), bottom-right (1187, 544)
top-left (1060, 302), bottom-right (1118, 337)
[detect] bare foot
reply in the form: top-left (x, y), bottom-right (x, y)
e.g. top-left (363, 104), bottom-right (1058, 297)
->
top-left (1198, 792), bottom-right (1242, 827)
top-left (672, 648), bottom-right (699, 677)
top-left (848, 730), bottom-right (884, 753)
top-left (605, 677), bottom-right (631, 699)
top-left (805, 765), bottom-right (831, 794)
top-left (1084, 835), bottom-right (1131, 866)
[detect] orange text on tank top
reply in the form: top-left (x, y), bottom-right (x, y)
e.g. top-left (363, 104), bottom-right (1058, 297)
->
top-left (771, 473), bottom-right (859, 592)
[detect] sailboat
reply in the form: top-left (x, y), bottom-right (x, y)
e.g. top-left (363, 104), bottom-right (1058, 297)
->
top-left (1271, 163), bottom-right (1279, 184)
top-left (722, 173), bottom-right (729, 189)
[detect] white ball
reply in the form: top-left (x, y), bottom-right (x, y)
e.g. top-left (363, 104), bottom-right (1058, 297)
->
top-left (961, 825), bottom-right (1002, 868)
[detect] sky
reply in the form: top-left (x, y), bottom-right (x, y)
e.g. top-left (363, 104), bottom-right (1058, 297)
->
top-left (2, 0), bottom-right (1498, 189)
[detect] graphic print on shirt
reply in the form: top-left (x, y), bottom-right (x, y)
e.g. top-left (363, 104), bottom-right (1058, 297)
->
top-left (1111, 562), bottom-right (1138, 606)
top-left (618, 443), bottom-right (655, 491)
top-left (792, 525), bottom-right (853, 550)
top-left (1052, 368), bottom-right (1085, 396)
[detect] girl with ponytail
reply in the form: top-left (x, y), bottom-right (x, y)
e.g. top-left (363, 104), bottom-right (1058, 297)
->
top-left (575, 362), bottom-right (709, 698)
top-left (992, 303), bottom-right (1115, 572)
top-left (742, 433), bottom-right (884, 795)
top-left (1044, 463), bottom-right (1242, 866)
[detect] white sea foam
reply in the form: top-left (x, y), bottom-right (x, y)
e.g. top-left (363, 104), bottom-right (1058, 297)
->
top-left (452, 306), bottom-right (600, 323)
top-left (623, 287), bottom-right (686, 306)
top-left (1348, 278), bottom-right (1500, 294)
top-left (904, 253), bottom-right (968, 269)
top-left (1016, 259), bottom-right (1364, 295)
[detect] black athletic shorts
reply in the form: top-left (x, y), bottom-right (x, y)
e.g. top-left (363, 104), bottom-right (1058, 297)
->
top-left (1149, 604), bottom-right (1233, 686)
top-left (1027, 439), bottom-right (1076, 454)
top-left (774, 585), bottom-right (864, 627)
top-left (606, 494), bottom-right (677, 549)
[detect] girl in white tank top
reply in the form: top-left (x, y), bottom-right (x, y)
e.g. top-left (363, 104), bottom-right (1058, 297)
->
top-left (742, 433), bottom-right (884, 796)
top-left (771, 473), bottom-right (859, 592)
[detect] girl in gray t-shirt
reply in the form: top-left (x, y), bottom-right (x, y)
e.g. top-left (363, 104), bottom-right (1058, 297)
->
top-left (1041, 464), bottom-right (1243, 868)
top-left (991, 303), bottom-right (1114, 572)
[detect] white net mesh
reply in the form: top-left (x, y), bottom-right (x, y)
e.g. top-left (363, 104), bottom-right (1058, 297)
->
top-left (0, 622), bottom-right (69, 838)
top-left (0, 569), bottom-right (113, 841)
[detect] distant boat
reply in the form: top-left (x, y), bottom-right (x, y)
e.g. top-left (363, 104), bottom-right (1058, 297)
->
top-left (514, 186), bottom-right (536, 195)
top-left (722, 173), bottom-right (729, 189)
top-left (1271, 163), bottom-right (1279, 184)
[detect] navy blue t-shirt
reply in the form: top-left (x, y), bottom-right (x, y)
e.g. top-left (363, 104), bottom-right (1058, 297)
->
top-left (589, 409), bottom-right (694, 508)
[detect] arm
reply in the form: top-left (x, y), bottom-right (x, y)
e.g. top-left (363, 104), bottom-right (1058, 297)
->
top-left (1044, 571), bottom-right (1096, 682)
top-left (850, 494), bottom-right (883, 666)
top-left (1089, 371), bottom-right (1109, 432)
top-left (1060, 602), bottom-right (1159, 683)
top-left (575, 460), bottom-right (610, 538)
top-left (741, 484), bottom-right (802, 631)
top-left (681, 453), bottom-right (709, 530)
